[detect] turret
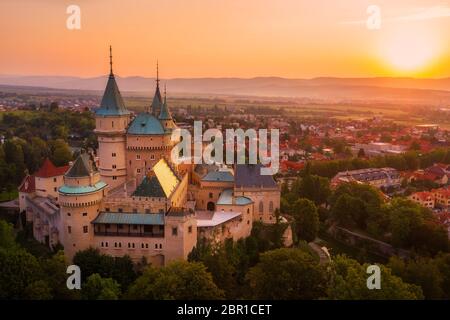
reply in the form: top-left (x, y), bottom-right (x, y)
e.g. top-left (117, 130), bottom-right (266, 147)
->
top-left (59, 153), bottom-right (107, 261)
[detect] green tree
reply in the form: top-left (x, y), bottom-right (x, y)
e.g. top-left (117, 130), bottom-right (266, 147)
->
top-left (49, 139), bottom-right (72, 166)
top-left (291, 199), bottom-right (319, 242)
top-left (328, 255), bottom-right (423, 299)
top-left (0, 248), bottom-right (44, 299)
top-left (82, 274), bottom-right (121, 300)
top-left (246, 248), bottom-right (327, 299)
top-left (388, 256), bottom-right (443, 299)
top-left (0, 220), bottom-right (17, 249)
top-left (126, 261), bottom-right (224, 300)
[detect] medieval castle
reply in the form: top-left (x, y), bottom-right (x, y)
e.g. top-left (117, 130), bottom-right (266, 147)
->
top-left (18, 51), bottom-right (285, 265)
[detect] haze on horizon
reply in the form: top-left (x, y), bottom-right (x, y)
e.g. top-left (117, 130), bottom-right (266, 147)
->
top-left (0, 0), bottom-right (449, 79)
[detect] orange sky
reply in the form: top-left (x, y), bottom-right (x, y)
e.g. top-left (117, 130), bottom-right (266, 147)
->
top-left (0, 0), bottom-right (449, 78)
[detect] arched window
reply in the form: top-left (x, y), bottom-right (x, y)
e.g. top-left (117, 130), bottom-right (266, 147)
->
top-left (269, 201), bottom-right (274, 213)
top-left (259, 201), bottom-right (264, 213)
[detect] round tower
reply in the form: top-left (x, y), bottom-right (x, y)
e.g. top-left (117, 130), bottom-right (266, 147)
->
top-left (59, 154), bottom-right (107, 261)
top-left (94, 46), bottom-right (131, 189)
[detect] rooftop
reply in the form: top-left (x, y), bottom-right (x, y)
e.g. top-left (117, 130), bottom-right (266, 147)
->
top-left (92, 212), bottom-right (165, 225)
top-left (235, 164), bottom-right (277, 188)
top-left (35, 158), bottom-right (69, 178)
top-left (127, 113), bottom-right (165, 135)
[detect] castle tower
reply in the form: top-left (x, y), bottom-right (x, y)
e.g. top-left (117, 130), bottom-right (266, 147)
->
top-left (151, 61), bottom-right (163, 116)
top-left (94, 46), bottom-right (131, 189)
top-left (59, 154), bottom-right (107, 261)
top-left (159, 85), bottom-right (176, 130)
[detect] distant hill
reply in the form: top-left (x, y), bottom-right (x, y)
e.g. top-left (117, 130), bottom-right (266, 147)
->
top-left (0, 74), bottom-right (449, 104)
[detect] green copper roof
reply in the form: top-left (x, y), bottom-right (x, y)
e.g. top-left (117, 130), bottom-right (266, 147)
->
top-left (202, 170), bottom-right (234, 182)
top-left (59, 181), bottom-right (107, 195)
top-left (92, 212), bottom-right (165, 225)
top-left (66, 153), bottom-right (97, 178)
top-left (151, 86), bottom-right (162, 116)
top-left (159, 94), bottom-right (172, 120)
top-left (132, 175), bottom-right (166, 198)
top-left (95, 74), bottom-right (130, 116)
top-left (127, 113), bottom-right (165, 135)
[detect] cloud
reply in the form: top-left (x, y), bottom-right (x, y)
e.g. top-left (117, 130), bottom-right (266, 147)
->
top-left (341, 5), bottom-right (450, 25)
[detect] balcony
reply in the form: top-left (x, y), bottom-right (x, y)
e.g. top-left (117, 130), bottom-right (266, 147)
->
top-left (94, 231), bottom-right (164, 238)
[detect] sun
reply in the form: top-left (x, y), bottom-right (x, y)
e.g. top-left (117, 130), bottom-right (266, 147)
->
top-left (379, 27), bottom-right (439, 74)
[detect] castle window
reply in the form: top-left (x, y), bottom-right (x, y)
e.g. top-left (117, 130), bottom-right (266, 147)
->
top-left (112, 153), bottom-right (117, 157)
top-left (159, 244), bottom-right (162, 249)
top-left (67, 212), bottom-right (71, 216)
top-left (128, 243), bottom-right (131, 248)
top-left (119, 243), bottom-right (122, 248)
top-left (82, 212), bottom-right (87, 216)
top-left (54, 187), bottom-right (57, 192)
top-left (118, 224), bottom-right (123, 229)
top-left (145, 244), bottom-right (149, 249)
top-left (132, 243), bottom-right (135, 248)
top-left (112, 176), bottom-right (117, 180)
top-left (112, 121), bottom-right (114, 128)
top-left (136, 154), bottom-right (141, 160)
top-left (209, 192), bottom-right (213, 199)
top-left (137, 169), bottom-right (141, 174)
top-left (247, 208), bottom-right (250, 214)
top-left (114, 242), bottom-right (117, 248)
top-left (105, 242), bottom-right (108, 247)
top-left (101, 242), bottom-right (104, 247)
top-left (118, 208), bottom-right (123, 213)
top-left (133, 225), bottom-right (138, 230)
top-left (83, 226), bottom-right (88, 233)
top-left (112, 164), bottom-right (116, 169)
top-left (68, 226), bottom-right (72, 234)
top-left (150, 154), bottom-right (155, 160)
top-left (269, 201), bottom-right (274, 213)
top-left (172, 227), bottom-right (178, 236)
top-left (105, 208), bottom-right (110, 212)
top-left (259, 201), bottom-right (264, 213)
top-left (188, 226), bottom-right (192, 233)
top-left (53, 178), bottom-right (57, 182)
top-left (155, 244), bottom-right (158, 249)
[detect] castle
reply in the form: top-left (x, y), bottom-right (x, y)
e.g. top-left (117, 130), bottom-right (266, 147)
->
top-left (18, 51), bottom-right (285, 265)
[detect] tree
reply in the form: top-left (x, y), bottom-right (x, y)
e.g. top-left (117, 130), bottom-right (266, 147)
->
top-left (24, 280), bottom-right (53, 300)
top-left (126, 261), bottom-right (224, 300)
top-left (49, 139), bottom-right (72, 166)
top-left (73, 248), bottom-right (137, 291)
top-left (388, 256), bottom-right (443, 299)
top-left (246, 248), bottom-right (327, 299)
top-left (291, 199), bottom-right (319, 242)
top-left (0, 248), bottom-right (44, 299)
top-left (82, 274), bottom-right (121, 300)
top-left (328, 255), bottom-right (423, 299)
top-left (0, 220), bottom-right (16, 249)
top-left (292, 174), bottom-right (331, 206)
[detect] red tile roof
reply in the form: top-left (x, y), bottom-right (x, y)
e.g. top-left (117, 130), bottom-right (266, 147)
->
top-left (18, 175), bottom-right (35, 193)
top-left (35, 158), bottom-right (69, 178)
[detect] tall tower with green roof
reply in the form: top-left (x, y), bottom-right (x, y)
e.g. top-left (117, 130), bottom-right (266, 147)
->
top-left (94, 46), bottom-right (131, 189)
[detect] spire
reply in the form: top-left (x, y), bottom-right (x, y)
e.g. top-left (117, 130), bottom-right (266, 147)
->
top-left (95, 47), bottom-right (130, 116)
top-left (159, 83), bottom-right (172, 121)
top-left (151, 60), bottom-right (163, 115)
top-left (109, 45), bottom-right (113, 75)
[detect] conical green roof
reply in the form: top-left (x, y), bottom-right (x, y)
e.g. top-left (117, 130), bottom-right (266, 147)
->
top-left (95, 74), bottom-right (130, 116)
top-left (151, 85), bottom-right (162, 116)
top-left (159, 93), bottom-right (172, 120)
top-left (66, 153), bottom-right (96, 178)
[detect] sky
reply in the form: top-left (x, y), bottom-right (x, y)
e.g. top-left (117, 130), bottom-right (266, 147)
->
top-left (0, 0), bottom-right (449, 78)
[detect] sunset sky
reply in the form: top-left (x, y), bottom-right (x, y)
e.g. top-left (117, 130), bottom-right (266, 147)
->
top-left (0, 0), bottom-right (449, 78)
